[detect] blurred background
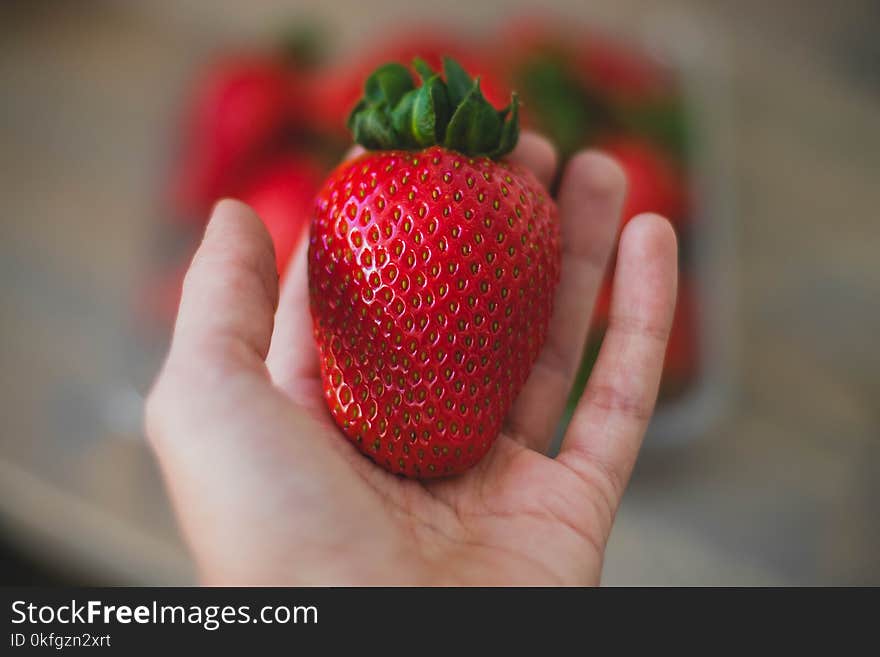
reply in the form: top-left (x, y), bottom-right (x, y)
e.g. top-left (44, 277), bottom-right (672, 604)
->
top-left (1, 0), bottom-right (878, 585)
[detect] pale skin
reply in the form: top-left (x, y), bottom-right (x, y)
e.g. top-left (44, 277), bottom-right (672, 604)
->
top-left (146, 132), bottom-right (678, 585)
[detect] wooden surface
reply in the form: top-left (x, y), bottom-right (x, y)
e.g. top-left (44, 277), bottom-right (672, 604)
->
top-left (0, 1), bottom-right (877, 585)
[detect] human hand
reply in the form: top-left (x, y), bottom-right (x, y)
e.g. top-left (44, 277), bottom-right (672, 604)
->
top-left (146, 133), bottom-right (678, 585)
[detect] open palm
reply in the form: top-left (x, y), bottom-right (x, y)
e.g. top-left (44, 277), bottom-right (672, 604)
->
top-left (147, 133), bottom-right (677, 585)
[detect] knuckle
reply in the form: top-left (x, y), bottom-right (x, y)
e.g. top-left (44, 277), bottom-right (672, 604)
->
top-left (571, 150), bottom-right (627, 196)
top-left (607, 312), bottom-right (671, 344)
top-left (559, 447), bottom-right (621, 533)
top-left (581, 382), bottom-right (653, 422)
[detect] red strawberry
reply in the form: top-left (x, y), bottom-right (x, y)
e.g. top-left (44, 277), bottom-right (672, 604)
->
top-left (601, 137), bottom-right (689, 228)
top-left (578, 32), bottom-right (672, 104)
top-left (308, 58), bottom-right (560, 477)
top-left (170, 53), bottom-right (303, 221)
top-left (239, 156), bottom-right (322, 276)
top-left (494, 17), bottom-right (603, 158)
top-left (590, 277), bottom-right (613, 330)
top-left (576, 31), bottom-right (689, 159)
top-left (660, 277), bottom-right (700, 394)
top-left (500, 16), bottom-right (673, 101)
top-left (563, 277), bottom-right (611, 410)
top-left (136, 260), bottom-right (189, 329)
top-left (496, 16), bottom-right (690, 160)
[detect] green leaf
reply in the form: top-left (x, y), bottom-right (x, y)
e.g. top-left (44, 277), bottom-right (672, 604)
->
top-left (347, 55), bottom-right (521, 158)
top-left (346, 98), bottom-right (368, 132)
top-left (443, 56), bottom-right (473, 107)
top-left (364, 63), bottom-right (414, 106)
top-left (390, 90), bottom-right (419, 149)
top-left (388, 74), bottom-right (451, 149)
top-left (412, 57), bottom-right (435, 82)
top-left (619, 100), bottom-right (691, 162)
top-left (412, 74), bottom-right (450, 146)
top-left (514, 55), bottom-right (602, 159)
top-left (351, 104), bottom-right (397, 150)
top-left (444, 78), bottom-right (502, 156)
top-left (490, 94), bottom-right (519, 158)
top-left (277, 23), bottom-right (327, 69)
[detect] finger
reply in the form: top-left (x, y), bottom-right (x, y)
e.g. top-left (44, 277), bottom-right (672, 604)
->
top-left (169, 198), bottom-right (279, 376)
top-left (558, 214), bottom-right (678, 517)
top-left (146, 197), bottom-right (283, 508)
top-left (507, 151), bottom-right (625, 452)
top-left (265, 143), bottom-right (383, 400)
top-left (508, 131), bottom-right (557, 188)
top-left (145, 200), bottom-right (398, 584)
top-left (345, 145), bottom-right (366, 161)
top-left (266, 235), bottom-right (321, 394)
top-left (267, 144), bottom-right (363, 384)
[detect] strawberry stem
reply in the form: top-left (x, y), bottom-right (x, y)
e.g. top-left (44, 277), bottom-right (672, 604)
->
top-left (347, 57), bottom-right (519, 158)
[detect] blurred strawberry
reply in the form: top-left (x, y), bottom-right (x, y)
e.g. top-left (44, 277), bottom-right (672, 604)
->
top-left (239, 155), bottom-right (322, 276)
top-left (145, 156), bottom-right (320, 328)
top-left (577, 26), bottom-right (691, 157)
top-left (500, 17), bottom-right (672, 102)
top-left (577, 31), bottom-right (673, 104)
top-left (601, 137), bottom-right (689, 228)
top-left (565, 277), bottom-right (612, 410)
top-left (136, 259), bottom-right (189, 329)
top-left (577, 29), bottom-right (689, 158)
top-left (660, 277), bottom-right (700, 396)
top-left (590, 277), bottom-right (614, 329)
top-left (170, 53), bottom-right (305, 221)
top-left (496, 17), bottom-right (607, 158)
top-left (510, 54), bottom-right (605, 160)
top-left (497, 16), bottom-right (690, 160)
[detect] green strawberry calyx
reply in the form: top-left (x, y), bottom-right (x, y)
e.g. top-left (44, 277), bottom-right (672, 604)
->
top-left (347, 57), bottom-right (519, 159)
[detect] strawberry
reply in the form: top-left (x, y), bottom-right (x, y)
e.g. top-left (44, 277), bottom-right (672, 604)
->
top-left (601, 137), bottom-right (689, 228)
top-left (577, 32), bottom-right (673, 105)
top-left (137, 260), bottom-right (189, 329)
top-left (169, 53), bottom-right (304, 221)
top-left (308, 58), bottom-right (560, 477)
top-left (500, 16), bottom-right (673, 103)
top-left (496, 16), bottom-right (690, 161)
top-left (589, 277), bottom-right (613, 329)
top-left (496, 19), bottom-right (606, 161)
top-left (576, 31), bottom-right (690, 158)
top-left (564, 279), bottom-right (611, 411)
top-left (239, 155), bottom-right (322, 276)
top-left (659, 277), bottom-right (700, 397)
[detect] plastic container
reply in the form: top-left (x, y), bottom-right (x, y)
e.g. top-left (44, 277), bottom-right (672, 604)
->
top-left (547, 13), bottom-right (737, 449)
